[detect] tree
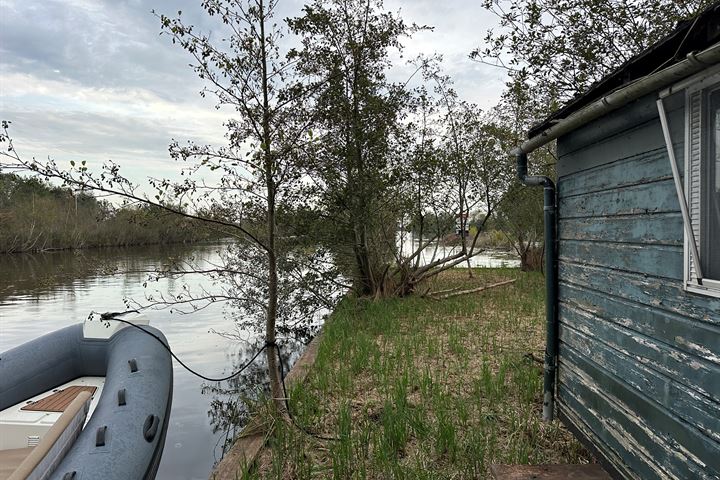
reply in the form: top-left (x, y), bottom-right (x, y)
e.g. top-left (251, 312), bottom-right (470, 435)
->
top-left (472, 0), bottom-right (714, 102)
top-left (495, 183), bottom-right (544, 271)
top-left (152, 0), bottom-right (339, 413)
top-left (481, 73), bottom-right (555, 272)
top-left (1, 0), bottom-right (335, 414)
top-left (287, 0), bottom-right (416, 297)
top-left (386, 67), bottom-right (514, 295)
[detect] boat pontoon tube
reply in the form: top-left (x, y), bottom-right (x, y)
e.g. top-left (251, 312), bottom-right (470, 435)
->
top-left (0, 323), bottom-right (173, 480)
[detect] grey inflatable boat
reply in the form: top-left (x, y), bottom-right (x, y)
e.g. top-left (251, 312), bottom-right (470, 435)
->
top-left (0, 318), bottom-right (172, 480)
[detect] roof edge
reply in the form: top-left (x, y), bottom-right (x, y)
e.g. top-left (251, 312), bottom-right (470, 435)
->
top-left (514, 41), bottom-right (720, 155)
top-left (527, 2), bottom-right (720, 139)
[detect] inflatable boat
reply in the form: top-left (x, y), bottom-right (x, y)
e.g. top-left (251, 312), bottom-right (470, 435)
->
top-left (0, 316), bottom-right (173, 480)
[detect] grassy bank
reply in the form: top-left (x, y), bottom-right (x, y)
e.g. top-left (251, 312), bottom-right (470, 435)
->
top-left (249, 268), bottom-right (590, 479)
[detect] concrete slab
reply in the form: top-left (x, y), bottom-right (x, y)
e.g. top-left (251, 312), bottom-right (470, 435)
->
top-left (490, 464), bottom-right (612, 480)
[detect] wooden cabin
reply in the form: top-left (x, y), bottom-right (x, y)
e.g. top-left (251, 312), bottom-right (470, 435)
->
top-left (517, 5), bottom-right (720, 479)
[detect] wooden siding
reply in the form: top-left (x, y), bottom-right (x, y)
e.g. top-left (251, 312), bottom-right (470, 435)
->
top-left (556, 93), bottom-right (720, 479)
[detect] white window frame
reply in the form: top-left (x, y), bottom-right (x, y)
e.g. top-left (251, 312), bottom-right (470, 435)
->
top-left (683, 71), bottom-right (720, 298)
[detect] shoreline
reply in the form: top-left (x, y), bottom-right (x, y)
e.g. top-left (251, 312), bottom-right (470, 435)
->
top-left (0, 238), bottom-right (227, 256)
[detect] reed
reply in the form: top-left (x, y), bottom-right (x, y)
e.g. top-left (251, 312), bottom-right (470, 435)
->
top-left (0, 173), bottom-right (214, 253)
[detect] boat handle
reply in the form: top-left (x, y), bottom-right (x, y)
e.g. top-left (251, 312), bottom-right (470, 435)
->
top-left (128, 358), bottom-right (138, 373)
top-left (96, 425), bottom-right (107, 447)
top-left (62, 472), bottom-right (76, 480)
top-left (143, 414), bottom-right (159, 442)
top-left (118, 388), bottom-right (126, 406)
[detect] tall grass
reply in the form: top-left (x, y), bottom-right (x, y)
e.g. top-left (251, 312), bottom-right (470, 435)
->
top-left (251, 268), bottom-right (590, 478)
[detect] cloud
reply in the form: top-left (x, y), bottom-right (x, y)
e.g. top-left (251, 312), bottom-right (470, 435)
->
top-left (0, 0), bottom-right (507, 188)
top-left (0, 0), bottom-right (214, 100)
top-left (384, 0), bottom-right (506, 108)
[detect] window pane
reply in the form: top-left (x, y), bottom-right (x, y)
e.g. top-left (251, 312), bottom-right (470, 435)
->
top-left (704, 89), bottom-right (720, 280)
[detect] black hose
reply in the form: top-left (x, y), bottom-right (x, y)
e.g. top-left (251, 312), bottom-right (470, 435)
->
top-left (100, 312), bottom-right (339, 441)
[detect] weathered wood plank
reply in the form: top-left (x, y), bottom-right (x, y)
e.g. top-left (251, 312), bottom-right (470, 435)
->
top-left (557, 95), bottom-right (684, 178)
top-left (559, 213), bottom-right (683, 245)
top-left (559, 178), bottom-right (678, 217)
top-left (553, 89), bottom-right (720, 480)
top-left (560, 304), bottom-right (720, 400)
top-left (559, 354), bottom-right (719, 479)
top-left (559, 324), bottom-right (720, 443)
top-left (558, 241), bottom-right (683, 280)
top-left (557, 404), bottom-right (636, 480)
top-left (557, 375), bottom-right (668, 480)
top-left (559, 281), bottom-right (720, 361)
top-left (558, 262), bottom-right (720, 325)
top-left (558, 92), bottom-right (685, 166)
top-left (559, 148), bottom-right (671, 197)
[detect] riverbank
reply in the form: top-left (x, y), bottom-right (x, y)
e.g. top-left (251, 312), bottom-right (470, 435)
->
top-left (0, 173), bottom-right (214, 253)
top-left (248, 268), bottom-right (590, 478)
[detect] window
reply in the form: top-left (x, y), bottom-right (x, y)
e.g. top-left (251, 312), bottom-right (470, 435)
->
top-left (685, 77), bottom-right (720, 297)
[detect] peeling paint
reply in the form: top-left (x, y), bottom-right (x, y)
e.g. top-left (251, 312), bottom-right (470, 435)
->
top-left (557, 110), bottom-right (720, 479)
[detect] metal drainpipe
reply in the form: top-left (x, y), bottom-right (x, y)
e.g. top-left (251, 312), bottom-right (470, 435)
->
top-left (515, 151), bottom-right (558, 422)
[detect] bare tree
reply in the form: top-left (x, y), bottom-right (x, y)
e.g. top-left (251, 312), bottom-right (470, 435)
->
top-left (386, 70), bottom-right (514, 296)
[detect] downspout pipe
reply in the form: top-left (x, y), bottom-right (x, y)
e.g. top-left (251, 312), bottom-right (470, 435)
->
top-left (516, 151), bottom-right (557, 422)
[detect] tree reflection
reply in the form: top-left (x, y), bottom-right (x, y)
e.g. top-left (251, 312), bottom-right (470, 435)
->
top-left (203, 333), bottom-right (311, 462)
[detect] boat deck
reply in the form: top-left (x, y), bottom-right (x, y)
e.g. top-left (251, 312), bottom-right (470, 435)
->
top-left (0, 377), bottom-right (104, 451)
top-left (21, 386), bottom-right (97, 413)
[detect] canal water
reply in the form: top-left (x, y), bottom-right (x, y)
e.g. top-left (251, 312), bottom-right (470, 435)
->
top-left (0, 242), bottom-right (291, 480)
top-left (0, 241), bottom-right (518, 479)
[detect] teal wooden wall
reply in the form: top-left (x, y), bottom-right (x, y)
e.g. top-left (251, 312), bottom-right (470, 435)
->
top-left (556, 92), bottom-right (720, 479)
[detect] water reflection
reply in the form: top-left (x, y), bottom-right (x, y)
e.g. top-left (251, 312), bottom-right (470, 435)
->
top-left (202, 336), bottom-right (305, 461)
top-left (0, 242), bottom-right (308, 480)
top-left (398, 236), bottom-right (521, 268)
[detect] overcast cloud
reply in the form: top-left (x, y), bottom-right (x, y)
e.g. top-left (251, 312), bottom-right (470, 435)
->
top-left (0, 0), bottom-right (506, 184)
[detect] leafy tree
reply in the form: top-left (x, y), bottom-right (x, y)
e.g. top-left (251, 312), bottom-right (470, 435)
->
top-left (387, 68), bottom-right (513, 295)
top-left (473, 0), bottom-right (714, 102)
top-left (495, 183), bottom-right (544, 271)
top-left (287, 0), bottom-right (416, 297)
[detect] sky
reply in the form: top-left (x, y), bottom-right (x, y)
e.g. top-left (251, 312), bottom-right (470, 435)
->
top-left (0, 0), bottom-right (508, 185)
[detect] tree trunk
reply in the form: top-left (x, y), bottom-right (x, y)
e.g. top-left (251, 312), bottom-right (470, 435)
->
top-left (353, 224), bottom-right (376, 296)
top-left (259, 0), bottom-right (284, 414)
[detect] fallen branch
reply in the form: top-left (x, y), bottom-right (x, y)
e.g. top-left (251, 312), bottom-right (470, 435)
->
top-left (429, 279), bottom-right (516, 300)
top-left (424, 285), bottom-right (463, 297)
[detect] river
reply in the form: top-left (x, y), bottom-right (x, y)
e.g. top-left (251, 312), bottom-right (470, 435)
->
top-left (0, 242), bottom-right (293, 480)
top-left (0, 241), bottom-right (518, 479)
